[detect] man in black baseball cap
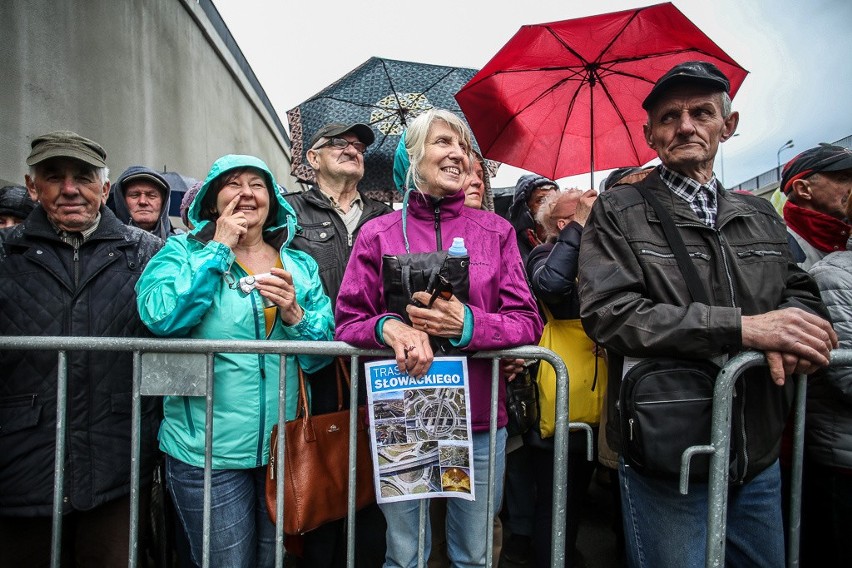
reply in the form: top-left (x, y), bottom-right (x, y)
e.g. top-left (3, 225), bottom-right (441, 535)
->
top-left (781, 143), bottom-right (852, 268)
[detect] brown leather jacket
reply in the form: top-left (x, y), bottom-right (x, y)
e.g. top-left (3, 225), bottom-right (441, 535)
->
top-left (578, 169), bottom-right (829, 483)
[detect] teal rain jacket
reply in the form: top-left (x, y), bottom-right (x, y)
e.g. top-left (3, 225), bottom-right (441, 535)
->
top-left (136, 155), bottom-right (334, 469)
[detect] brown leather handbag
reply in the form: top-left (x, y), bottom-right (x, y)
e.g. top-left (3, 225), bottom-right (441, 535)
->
top-left (265, 358), bottom-right (376, 535)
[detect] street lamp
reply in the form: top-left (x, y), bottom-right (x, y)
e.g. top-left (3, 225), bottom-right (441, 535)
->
top-left (776, 139), bottom-right (794, 181)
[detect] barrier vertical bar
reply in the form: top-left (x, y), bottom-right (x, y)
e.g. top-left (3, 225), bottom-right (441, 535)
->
top-left (703, 352), bottom-right (755, 568)
top-left (485, 358), bottom-right (500, 567)
top-left (417, 500), bottom-right (427, 567)
top-left (128, 351), bottom-right (142, 568)
top-left (550, 353), bottom-right (569, 567)
top-left (787, 373), bottom-right (807, 568)
top-left (202, 352), bottom-right (215, 568)
top-left (50, 351), bottom-right (68, 568)
top-left (346, 356), bottom-right (360, 568)
top-left (274, 354), bottom-right (287, 568)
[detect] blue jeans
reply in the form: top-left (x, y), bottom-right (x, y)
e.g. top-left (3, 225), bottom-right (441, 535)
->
top-left (380, 428), bottom-right (507, 568)
top-left (620, 458), bottom-right (785, 568)
top-left (166, 456), bottom-right (276, 568)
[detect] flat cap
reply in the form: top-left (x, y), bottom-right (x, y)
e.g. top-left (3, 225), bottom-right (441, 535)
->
top-left (26, 130), bottom-right (107, 168)
top-left (642, 61), bottom-right (730, 111)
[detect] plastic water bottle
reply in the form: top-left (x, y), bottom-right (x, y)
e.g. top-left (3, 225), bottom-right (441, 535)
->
top-left (447, 237), bottom-right (467, 257)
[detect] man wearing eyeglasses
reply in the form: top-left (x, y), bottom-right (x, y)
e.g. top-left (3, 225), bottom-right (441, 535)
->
top-left (286, 122), bottom-right (390, 307)
top-left (283, 122), bottom-right (390, 567)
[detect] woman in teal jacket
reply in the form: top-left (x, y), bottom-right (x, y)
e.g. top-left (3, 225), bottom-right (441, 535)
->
top-left (136, 154), bottom-right (334, 568)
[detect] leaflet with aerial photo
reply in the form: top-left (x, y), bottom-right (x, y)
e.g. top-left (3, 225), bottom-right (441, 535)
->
top-left (365, 357), bottom-right (474, 503)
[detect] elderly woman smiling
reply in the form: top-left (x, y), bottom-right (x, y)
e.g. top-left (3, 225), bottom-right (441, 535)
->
top-left (136, 154), bottom-right (334, 568)
top-left (335, 109), bottom-right (542, 567)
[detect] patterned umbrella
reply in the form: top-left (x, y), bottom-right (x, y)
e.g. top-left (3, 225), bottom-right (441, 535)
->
top-left (288, 57), bottom-right (497, 203)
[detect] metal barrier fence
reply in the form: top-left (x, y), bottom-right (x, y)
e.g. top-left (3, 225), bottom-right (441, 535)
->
top-left (679, 349), bottom-right (852, 568)
top-left (3, 335), bottom-right (846, 568)
top-left (0, 337), bottom-right (574, 568)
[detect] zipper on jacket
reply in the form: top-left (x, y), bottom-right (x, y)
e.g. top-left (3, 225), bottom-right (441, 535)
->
top-left (714, 228), bottom-right (748, 482)
top-left (737, 379), bottom-right (748, 482)
top-left (73, 242), bottom-right (80, 288)
top-left (249, 292), bottom-right (267, 467)
top-left (736, 249), bottom-right (783, 258)
top-left (433, 204), bottom-right (443, 250)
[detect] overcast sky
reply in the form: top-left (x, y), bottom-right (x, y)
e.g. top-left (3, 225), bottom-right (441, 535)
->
top-left (213, 0), bottom-right (852, 190)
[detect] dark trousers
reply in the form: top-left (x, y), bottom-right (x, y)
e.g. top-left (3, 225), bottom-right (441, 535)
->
top-left (801, 461), bottom-right (852, 566)
top-left (531, 431), bottom-right (596, 568)
top-left (300, 503), bottom-right (387, 567)
top-left (0, 494), bottom-right (146, 568)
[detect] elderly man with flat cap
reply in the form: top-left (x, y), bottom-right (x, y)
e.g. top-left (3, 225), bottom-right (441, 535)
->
top-left (578, 62), bottom-right (837, 567)
top-left (780, 144), bottom-right (852, 270)
top-left (284, 122), bottom-right (390, 567)
top-left (0, 131), bottom-right (162, 567)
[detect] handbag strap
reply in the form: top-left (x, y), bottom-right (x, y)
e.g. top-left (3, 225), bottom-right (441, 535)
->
top-left (335, 357), bottom-right (351, 412)
top-left (634, 184), bottom-right (710, 305)
top-left (297, 357), bottom-right (353, 417)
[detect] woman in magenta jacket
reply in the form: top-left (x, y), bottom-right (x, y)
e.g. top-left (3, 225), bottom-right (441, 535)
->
top-left (335, 109), bottom-right (542, 567)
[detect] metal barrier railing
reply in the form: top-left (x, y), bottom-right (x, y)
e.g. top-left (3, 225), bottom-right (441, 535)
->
top-left (680, 349), bottom-right (852, 568)
top-left (6, 336), bottom-right (846, 567)
top-left (0, 337), bottom-right (573, 568)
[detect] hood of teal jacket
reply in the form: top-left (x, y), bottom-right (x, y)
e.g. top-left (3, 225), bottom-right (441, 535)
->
top-left (187, 154), bottom-right (298, 246)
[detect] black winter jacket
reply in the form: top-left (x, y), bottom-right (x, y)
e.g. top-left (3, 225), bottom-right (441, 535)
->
top-left (526, 220), bottom-right (584, 320)
top-left (284, 185), bottom-right (390, 306)
top-left (579, 169), bottom-right (830, 483)
top-left (0, 206), bottom-right (162, 516)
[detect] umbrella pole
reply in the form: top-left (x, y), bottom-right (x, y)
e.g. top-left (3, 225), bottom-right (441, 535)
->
top-left (589, 76), bottom-right (595, 190)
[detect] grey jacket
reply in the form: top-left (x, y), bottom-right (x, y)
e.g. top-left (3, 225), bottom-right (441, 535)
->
top-left (579, 169), bottom-right (829, 483)
top-left (807, 246), bottom-right (852, 468)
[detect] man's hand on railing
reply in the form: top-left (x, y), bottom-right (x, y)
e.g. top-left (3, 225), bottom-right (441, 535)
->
top-left (741, 308), bottom-right (838, 385)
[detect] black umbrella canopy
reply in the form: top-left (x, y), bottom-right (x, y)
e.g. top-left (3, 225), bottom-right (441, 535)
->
top-left (162, 171), bottom-right (201, 217)
top-left (288, 57), bottom-right (494, 203)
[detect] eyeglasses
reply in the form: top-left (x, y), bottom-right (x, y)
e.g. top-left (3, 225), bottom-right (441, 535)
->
top-left (316, 137), bottom-right (367, 154)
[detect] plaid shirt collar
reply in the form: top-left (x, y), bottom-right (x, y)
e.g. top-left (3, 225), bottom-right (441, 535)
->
top-left (658, 164), bottom-right (719, 227)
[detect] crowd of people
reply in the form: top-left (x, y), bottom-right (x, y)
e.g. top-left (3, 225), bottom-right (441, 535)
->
top-left (1, 59), bottom-right (850, 568)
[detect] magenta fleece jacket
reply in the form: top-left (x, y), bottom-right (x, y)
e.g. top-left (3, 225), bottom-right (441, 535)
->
top-left (335, 189), bottom-right (543, 431)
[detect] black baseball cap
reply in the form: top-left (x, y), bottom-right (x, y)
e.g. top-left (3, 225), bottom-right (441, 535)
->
top-left (642, 61), bottom-right (731, 111)
top-left (781, 144), bottom-right (852, 195)
top-left (308, 122), bottom-right (375, 149)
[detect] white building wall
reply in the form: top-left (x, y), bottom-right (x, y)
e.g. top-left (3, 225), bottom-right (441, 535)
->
top-left (0, 0), bottom-right (297, 190)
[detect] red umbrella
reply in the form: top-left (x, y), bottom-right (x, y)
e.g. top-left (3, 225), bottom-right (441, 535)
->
top-left (455, 2), bottom-right (747, 187)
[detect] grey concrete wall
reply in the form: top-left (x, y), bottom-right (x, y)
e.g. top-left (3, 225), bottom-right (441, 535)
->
top-left (0, 0), bottom-right (297, 190)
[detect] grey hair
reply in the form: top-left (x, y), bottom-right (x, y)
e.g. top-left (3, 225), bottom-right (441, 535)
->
top-left (29, 165), bottom-right (110, 185)
top-left (535, 189), bottom-right (583, 240)
top-left (404, 109), bottom-right (473, 193)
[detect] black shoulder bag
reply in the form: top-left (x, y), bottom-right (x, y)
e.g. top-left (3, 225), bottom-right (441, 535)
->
top-left (618, 185), bottom-right (721, 480)
top-left (382, 251), bottom-right (470, 354)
